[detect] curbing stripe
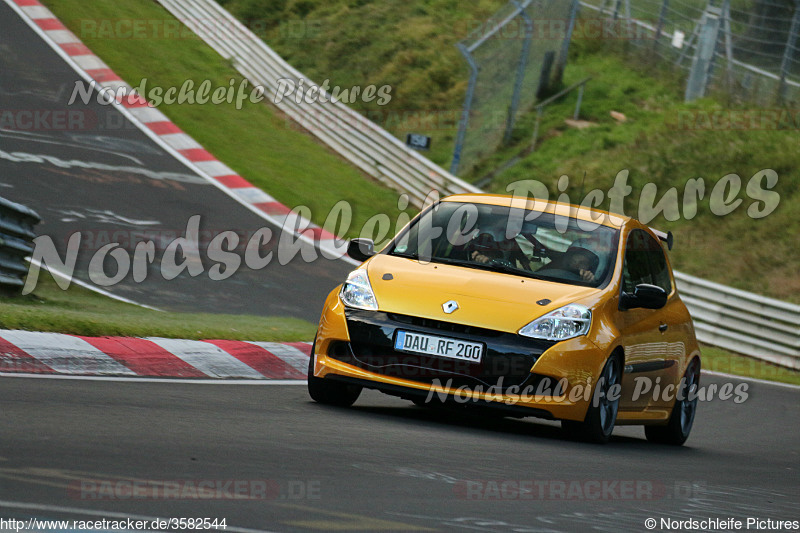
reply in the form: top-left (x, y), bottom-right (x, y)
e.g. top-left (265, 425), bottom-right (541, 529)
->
top-left (76, 336), bottom-right (207, 378)
top-left (146, 121), bottom-right (183, 135)
top-left (231, 187), bottom-right (275, 204)
top-left (160, 132), bottom-right (203, 151)
top-left (71, 54), bottom-right (108, 71)
top-left (246, 342), bottom-right (310, 375)
top-left (146, 338), bottom-right (268, 379)
top-left (45, 29), bottom-right (78, 44)
top-left (126, 106), bottom-right (170, 124)
top-left (0, 330), bottom-right (136, 376)
top-left (203, 339), bottom-right (305, 380)
top-left (0, 329), bottom-right (310, 380)
top-left (0, 337), bottom-right (53, 374)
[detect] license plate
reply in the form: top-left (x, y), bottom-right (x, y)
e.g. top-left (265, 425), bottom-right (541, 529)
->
top-left (394, 331), bottom-right (483, 363)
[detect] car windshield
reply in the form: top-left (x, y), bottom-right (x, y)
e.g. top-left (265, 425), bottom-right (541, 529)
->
top-left (388, 201), bottom-right (619, 288)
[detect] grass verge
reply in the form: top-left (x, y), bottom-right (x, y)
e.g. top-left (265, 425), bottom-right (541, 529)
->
top-left (700, 345), bottom-right (800, 386)
top-left (0, 275), bottom-right (316, 341)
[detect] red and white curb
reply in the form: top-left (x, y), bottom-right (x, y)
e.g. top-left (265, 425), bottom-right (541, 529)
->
top-left (5, 0), bottom-right (350, 262)
top-left (0, 329), bottom-right (310, 380)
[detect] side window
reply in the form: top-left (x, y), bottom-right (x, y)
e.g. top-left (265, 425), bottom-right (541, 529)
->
top-left (648, 241), bottom-right (672, 293)
top-left (622, 230), bottom-right (652, 293)
top-left (622, 229), bottom-right (672, 294)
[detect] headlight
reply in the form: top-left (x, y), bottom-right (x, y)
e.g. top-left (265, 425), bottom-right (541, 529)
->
top-left (518, 304), bottom-right (591, 341)
top-left (339, 269), bottom-right (378, 310)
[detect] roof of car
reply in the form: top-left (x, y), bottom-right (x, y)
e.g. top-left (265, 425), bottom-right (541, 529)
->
top-left (441, 194), bottom-right (630, 229)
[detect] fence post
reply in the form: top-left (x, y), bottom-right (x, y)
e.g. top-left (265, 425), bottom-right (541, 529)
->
top-left (685, 5), bottom-right (722, 101)
top-left (574, 82), bottom-right (585, 120)
top-left (553, 0), bottom-right (580, 86)
top-left (504, 2), bottom-right (533, 144)
top-left (779, 3), bottom-right (800, 103)
top-left (653, 0), bottom-right (670, 50)
top-left (721, 0), bottom-right (734, 91)
top-left (450, 43), bottom-right (479, 176)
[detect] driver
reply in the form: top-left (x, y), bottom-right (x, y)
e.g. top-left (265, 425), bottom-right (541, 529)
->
top-left (537, 246), bottom-right (599, 282)
top-left (466, 214), bottom-right (532, 270)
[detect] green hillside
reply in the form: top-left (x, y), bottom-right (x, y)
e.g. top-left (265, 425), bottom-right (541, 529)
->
top-left (219, 0), bottom-right (799, 303)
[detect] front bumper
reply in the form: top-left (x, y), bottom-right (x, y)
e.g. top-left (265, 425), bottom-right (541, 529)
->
top-left (313, 303), bottom-right (608, 421)
top-left (334, 309), bottom-right (555, 391)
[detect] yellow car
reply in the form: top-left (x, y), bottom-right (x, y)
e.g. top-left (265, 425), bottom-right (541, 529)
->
top-left (308, 194), bottom-right (701, 444)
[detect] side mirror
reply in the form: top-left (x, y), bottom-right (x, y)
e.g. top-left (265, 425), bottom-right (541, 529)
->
top-left (620, 283), bottom-right (668, 310)
top-left (347, 238), bottom-right (375, 262)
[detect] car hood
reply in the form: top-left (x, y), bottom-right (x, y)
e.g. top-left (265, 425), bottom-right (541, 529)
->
top-left (365, 254), bottom-right (600, 333)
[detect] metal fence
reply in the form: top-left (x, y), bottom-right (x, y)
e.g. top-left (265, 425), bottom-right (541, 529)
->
top-left (451, 0), bottom-right (580, 176)
top-left (675, 272), bottom-right (800, 370)
top-left (581, 0), bottom-right (800, 105)
top-left (0, 196), bottom-right (40, 292)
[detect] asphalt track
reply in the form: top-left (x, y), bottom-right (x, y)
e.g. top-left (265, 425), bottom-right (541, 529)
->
top-left (0, 1), bottom-right (351, 321)
top-left (0, 374), bottom-right (797, 532)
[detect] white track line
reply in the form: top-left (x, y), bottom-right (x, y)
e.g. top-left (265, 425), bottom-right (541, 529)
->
top-left (2, 370), bottom-right (796, 391)
top-left (0, 373), bottom-right (306, 385)
top-left (702, 369), bottom-right (800, 390)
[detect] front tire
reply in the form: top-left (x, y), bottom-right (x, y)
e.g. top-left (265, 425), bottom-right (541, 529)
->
top-left (645, 357), bottom-right (700, 446)
top-left (307, 342), bottom-right (362, 407)
top-left (562, 354), bottom-right (622, 444)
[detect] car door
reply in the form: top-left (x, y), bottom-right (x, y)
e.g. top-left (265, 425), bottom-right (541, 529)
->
top-left (616, 228), bottom-right (683, 412)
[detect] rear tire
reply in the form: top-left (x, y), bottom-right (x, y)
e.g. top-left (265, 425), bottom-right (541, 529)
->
top-left (307, 341), bottom-right (362, 407)
top-left (562, 354), bottom-right (622, 444)
top-left (645, 357), bottom-right (700, 446)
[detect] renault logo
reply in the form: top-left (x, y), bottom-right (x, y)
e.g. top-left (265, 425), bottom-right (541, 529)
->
top-left (442, 300), bottom-right (459, 314)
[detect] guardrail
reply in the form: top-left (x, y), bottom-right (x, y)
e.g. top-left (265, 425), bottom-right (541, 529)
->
top-left (157, 0), bottom-right (799, 370)
top-left (675, 272), bottom-right (800, 370)
top-left (157, 0), bottom-right (480, 208)
top-left (0, 196), bottom-right (40, 292)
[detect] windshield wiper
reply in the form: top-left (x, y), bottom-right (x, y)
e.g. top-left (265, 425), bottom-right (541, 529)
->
top-left (390, 251), bottom-right (419, 260)
top-left (390, 253), bottom-right (546, 281)
top-left (431, 256), bottom-right (545, 280)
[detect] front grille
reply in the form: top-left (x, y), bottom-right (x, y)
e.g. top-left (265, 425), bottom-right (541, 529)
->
top-left (387, 313), bottom-right (503, 337)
